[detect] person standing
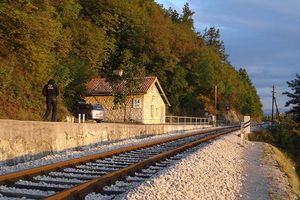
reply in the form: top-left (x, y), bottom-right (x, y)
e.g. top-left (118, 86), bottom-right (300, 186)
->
top-left (42, 79), bottom-right (59, 121)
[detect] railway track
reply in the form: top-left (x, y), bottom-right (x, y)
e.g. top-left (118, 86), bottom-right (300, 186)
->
top-left (0, 126), bottom-right (239, 200)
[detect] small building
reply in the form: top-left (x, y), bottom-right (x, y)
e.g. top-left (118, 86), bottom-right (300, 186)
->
top-left (85, 76), bottom-right (170, 124)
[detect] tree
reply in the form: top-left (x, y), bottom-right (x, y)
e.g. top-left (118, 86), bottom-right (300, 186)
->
top-left (104, 50), bottom-right (145, 121)
top-left (237, 68), bottom-right (263, 119)
top-left (0, 0), bottom-right (263, 121)
top-left (165, 3), bottom-right (194, 30)
top-left (283, 74), bottom-right (300, 122)
top-left (203, 27), bottom-right (229, 64)
top-left (165, 7), bottom-right (180, 23)
top-left (181, 3), bottom-right (194, 30)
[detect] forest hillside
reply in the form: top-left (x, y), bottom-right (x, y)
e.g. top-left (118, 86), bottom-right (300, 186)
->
top-left (0, 0), bottom-right (263, 121)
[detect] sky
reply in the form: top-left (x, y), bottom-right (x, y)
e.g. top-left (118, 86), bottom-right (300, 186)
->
top-left (155, 0), bottom-right (300, 113)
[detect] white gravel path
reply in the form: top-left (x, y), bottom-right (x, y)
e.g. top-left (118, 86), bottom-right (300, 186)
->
top-left (85, 131), bottom-right (293, 200)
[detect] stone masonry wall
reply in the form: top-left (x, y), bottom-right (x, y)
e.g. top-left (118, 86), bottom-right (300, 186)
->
top-left (85, 95), bottom-right (144, 122)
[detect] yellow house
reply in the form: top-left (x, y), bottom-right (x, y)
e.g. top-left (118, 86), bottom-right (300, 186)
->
top-left (85, 76), bottom-right (170, 124)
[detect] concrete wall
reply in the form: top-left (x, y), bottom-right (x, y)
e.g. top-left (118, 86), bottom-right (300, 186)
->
top-left (0, 119), bottom-right (211, 165)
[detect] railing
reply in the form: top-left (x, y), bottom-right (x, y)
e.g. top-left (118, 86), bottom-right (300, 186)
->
top-left (66, 115), bottom-right (211, 125)
top-left (165, 115), bottom-right (210, 125)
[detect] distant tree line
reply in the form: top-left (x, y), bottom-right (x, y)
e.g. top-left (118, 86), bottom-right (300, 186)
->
top-left (0, 0), bottom-right (263, 120)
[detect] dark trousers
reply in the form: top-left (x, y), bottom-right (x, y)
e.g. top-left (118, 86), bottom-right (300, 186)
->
top-left (43, 98), bottom-right (57, 121)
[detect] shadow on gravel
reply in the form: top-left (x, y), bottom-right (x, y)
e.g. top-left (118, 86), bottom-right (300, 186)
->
top-left (0, 134), bottom-right (159, 167)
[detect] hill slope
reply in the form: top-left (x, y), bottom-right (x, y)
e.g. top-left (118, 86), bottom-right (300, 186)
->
top-left (0, 0), bottom-right (263, 121)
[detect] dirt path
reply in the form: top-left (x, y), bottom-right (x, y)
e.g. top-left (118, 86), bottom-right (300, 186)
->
top-left (238, 142), bottom-right (270, 200)
top-left (239, 140), bottom-right (296, 200)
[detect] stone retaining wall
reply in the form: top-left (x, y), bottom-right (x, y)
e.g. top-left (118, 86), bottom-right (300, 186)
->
top-left (0, 119), bottom-right (211, 165)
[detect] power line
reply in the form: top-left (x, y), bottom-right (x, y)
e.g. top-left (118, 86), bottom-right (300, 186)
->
top-left (274, 96), bottom-right (280, 120)
top-left (271, 85), bottom-right (280, 122)
top-left (276, 87), bottom-right (290, 91)
top-left (272, 85), bottom-right (275, 121)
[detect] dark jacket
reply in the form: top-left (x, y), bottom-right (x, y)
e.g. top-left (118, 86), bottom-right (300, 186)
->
top-left (43, 79), bottom-right (59, 99)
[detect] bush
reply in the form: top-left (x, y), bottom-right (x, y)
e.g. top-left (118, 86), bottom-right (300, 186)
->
top-left (249, 118), bottom-right (300, 190)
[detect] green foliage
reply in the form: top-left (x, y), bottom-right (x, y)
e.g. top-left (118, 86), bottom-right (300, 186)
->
top-left (237, 68), bottom-right (263, 118)
top-left (249, 118), bottom-right (300, 184)
top-left (251, 118), bottom-right (300, 155)
top-left (283, 73), bottom-right (300, 122)
top-left (165, 3), bottom-right (194, 30)
top-left (203, 27), bottom-right (229, 64)
top-left (63, 58), bottom-right (93, 111)
top-left (103, 49), bottom-right (146, 120)
top-left (0, 0), bottom-right (263, 121)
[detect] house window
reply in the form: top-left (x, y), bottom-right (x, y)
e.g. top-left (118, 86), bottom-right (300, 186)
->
top-left (151, 105), bottom-right (154, 118)
top-left (133, 98), bottom-right (142, 108)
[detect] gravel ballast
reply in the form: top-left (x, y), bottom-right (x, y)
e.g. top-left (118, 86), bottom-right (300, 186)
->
top-left (0, 128), bottom-right (211, 175)
top-left (0, 129), bottom-right (294, 200)
top-left (120, 132), bottom-right (245, 200)
top-left (87, 131), bottom-right (293, 200)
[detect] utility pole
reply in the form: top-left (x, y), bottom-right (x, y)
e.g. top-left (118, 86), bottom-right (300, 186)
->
top-left (271, 85), bottom-right (275, 122)
top-left (214, 85), bottom-right (217, 114)
top-left (274, 96), bottom-right (280, 120)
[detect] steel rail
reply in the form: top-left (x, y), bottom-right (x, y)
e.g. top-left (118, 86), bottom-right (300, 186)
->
top-left (0, 126), bottom-right (238, 199)
top-left (0, 127), bottom-right (227, 185)
top-left (45, 127), bottom-right (238, 200)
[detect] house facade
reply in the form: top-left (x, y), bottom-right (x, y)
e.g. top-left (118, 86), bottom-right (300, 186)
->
top-left (85, 76), bottom-right (170, 124)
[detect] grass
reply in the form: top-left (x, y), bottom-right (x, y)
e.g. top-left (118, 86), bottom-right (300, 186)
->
top-left (269, 145), bottom-right (300, 197)
top-left (249, 130), bottom-right (300, 198)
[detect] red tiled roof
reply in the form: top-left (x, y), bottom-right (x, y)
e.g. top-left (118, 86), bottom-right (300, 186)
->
top-left (86, 76), bottom-right (157, 95)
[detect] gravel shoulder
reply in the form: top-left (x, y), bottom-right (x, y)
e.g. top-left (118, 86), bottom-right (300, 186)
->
top-left (0, 129), bottom-right (295, 200)
top-left (239, 140), bottom-right (296, 200)
top-left (238, 141), bottom-right (270, 200)
top-left (263, 143), bottom-right (297, 200)
top-left (116, 131), bottom-right (295, 200)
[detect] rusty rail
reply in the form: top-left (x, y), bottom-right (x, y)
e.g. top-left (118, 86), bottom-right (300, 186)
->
top-left (46, 128), bottom-right (237, 200)
top-left (0, 127), bottom-right (224, 185)
top-left (0, 126), bottom-right (238, 199)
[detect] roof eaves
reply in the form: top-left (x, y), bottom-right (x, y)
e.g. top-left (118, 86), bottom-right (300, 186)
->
top-left (155, 80), bottom-right (171, 106)
top-left (86, 92), bottom-right (147, 96)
